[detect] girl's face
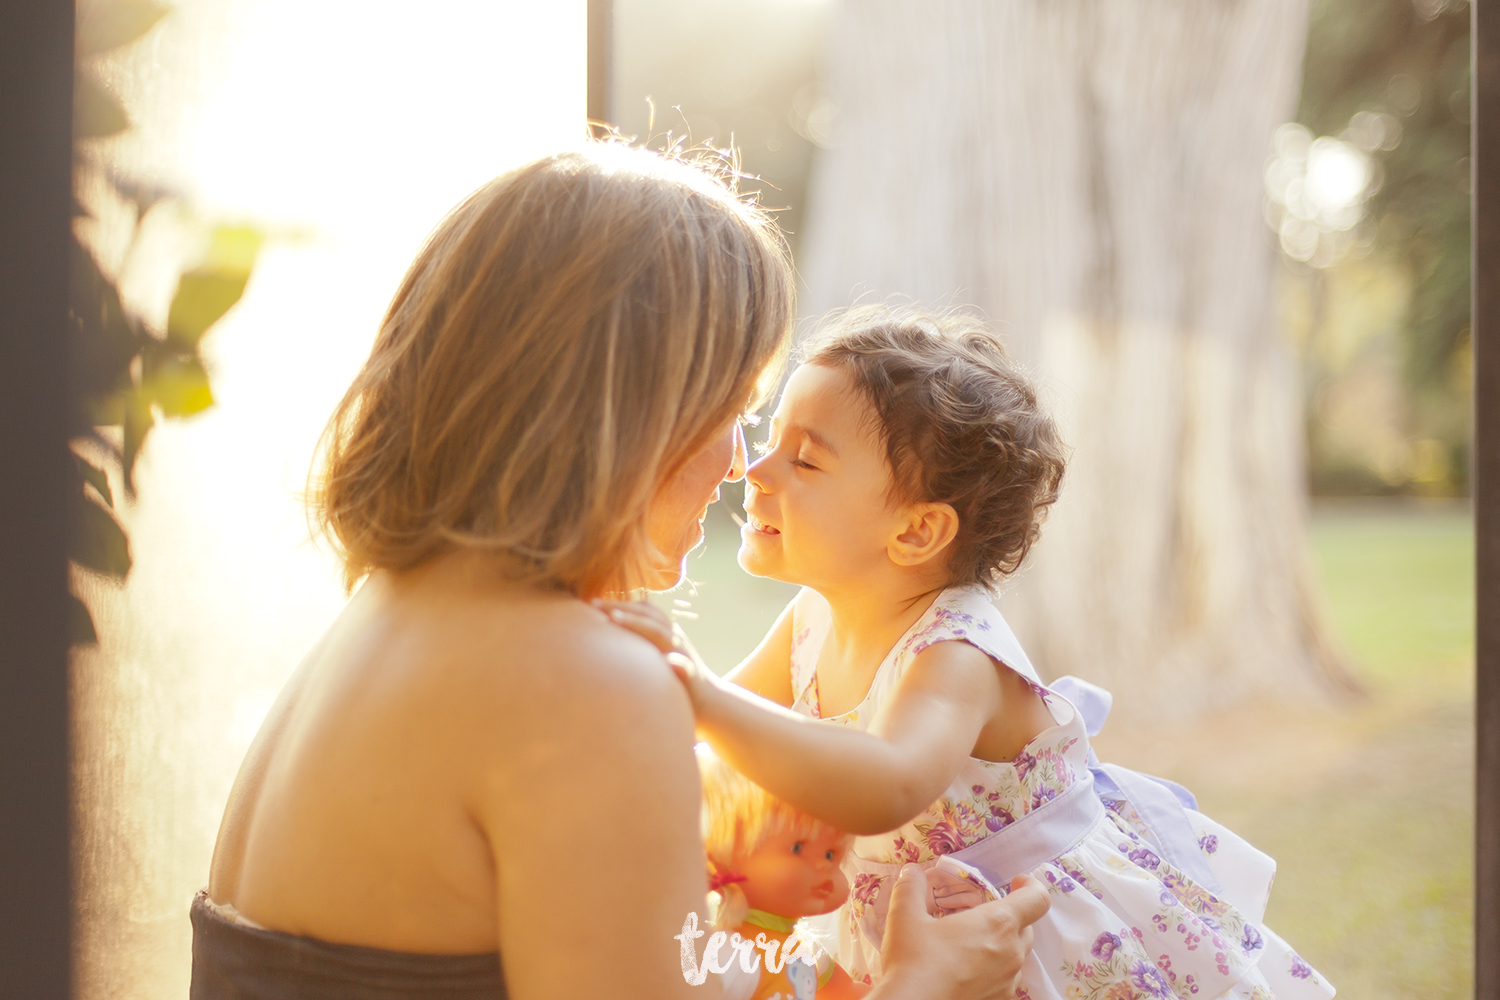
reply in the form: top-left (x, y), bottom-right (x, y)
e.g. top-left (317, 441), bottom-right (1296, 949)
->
top-left (643, 417), bottom-right (748, 590)
top-left (738, 364), bottom-right (907, 590)
top-left (737, 825), bottom-right (853, 918)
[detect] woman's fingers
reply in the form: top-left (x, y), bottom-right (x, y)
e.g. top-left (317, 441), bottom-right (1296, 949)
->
top-left (878, 864), bottom-right (1049, 1000)
top-left (930, 887), bottom-right (987, 912)
top-left (1003, 874), bottom-right (1051, 927)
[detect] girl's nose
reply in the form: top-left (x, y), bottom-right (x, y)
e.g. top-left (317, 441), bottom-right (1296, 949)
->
top-left (744, 451), bottom-right (772, 493)
top-left (725, 421), bottom-right (748, 483)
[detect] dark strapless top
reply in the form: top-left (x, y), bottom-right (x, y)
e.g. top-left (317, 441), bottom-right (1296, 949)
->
top-left (190, 891), bottom-right (508, 999)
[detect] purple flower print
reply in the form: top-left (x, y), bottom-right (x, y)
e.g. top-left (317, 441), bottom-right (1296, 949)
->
top-left (1129, 961), bottom-right (1173, 998)
top-left (924, 821), bottom-right (965, 856)
top-left (892, 837), bottom-right (921, 864)
top-left (852, 873), bottom-right (882, 907)
top-left (1013, 750), bottom-right (1038, 780)
top-left (1043, 870), bottom-right (1077, 893)
top-left (1198, 834), bottom-right (1219, 854)
top-left (1290, 955), bottom-right (1313, 980)
top-left (1241, 924), bottom-right (1264, 952)
top-left (971, 784), bottom-right (986, 795)
top-left (1029, 786), bottom-right (1058, 809)
top-left (1127, 847), bottom-right (1161, 869)
top-left (1091, 932), bottom-right (1122, 960)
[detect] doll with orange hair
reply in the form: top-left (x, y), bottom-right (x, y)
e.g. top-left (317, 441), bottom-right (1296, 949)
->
top-left (695, 748), bottom-right (869, 1000)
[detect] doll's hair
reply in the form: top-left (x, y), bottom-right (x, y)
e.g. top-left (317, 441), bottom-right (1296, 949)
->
top-left (698, 747), bottom-right (844, 930)
top-left (799, 306), bottom-right (1066, 589)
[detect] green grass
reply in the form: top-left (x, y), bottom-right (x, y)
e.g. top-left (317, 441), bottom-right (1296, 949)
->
top-left (660, 499), bottom-right (1477, 999)
top-left (1308, 500), bottom-right (1474, 692)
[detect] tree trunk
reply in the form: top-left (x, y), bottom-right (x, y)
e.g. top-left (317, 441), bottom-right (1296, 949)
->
top-left (800, 0), bottom-right (1360, 716)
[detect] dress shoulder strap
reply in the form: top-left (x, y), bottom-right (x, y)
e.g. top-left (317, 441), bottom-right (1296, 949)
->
top-left (897, 585), bottom-right (1044, 689)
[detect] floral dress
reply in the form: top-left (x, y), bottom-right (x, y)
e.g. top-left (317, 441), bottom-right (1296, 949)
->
top-left (788, 585), bottom-right (1334, 1000)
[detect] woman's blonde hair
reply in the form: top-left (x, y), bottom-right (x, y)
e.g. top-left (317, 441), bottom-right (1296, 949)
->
top-left (698, 747), bottom-right (844, 929)
top-left (311, 144), bottom-right (792, 594)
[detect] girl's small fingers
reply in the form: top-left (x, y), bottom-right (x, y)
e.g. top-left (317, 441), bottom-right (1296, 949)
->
top-left (604, 610), bottom-right (676, 652)
top-left (664, 652), bottom-right (697, 686)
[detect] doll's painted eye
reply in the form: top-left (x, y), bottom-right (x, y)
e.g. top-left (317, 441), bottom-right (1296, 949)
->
top-left (791, 842), bottom-right (803, 854)
top-left (825, 849), bottom-right (835, 861)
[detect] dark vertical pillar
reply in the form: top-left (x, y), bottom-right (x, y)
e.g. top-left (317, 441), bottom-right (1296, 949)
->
top-left (0, 1), bottom-right (75, 998)
top-left (588, 0), bottom-right (614, 128)
top-left (1477, 0), bottom-right (1499, 995)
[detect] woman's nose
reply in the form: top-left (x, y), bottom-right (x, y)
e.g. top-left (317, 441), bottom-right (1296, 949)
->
top-left (725, 421), bottom-right (748, 483)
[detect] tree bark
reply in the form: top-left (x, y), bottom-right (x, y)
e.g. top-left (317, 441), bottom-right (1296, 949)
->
top-left (800, 0), bottom-right (1360, 716)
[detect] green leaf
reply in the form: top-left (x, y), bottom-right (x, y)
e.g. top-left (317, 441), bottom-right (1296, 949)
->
top-left (143, 353), bottom-right (215, 418)
top-left (203, 225), bottom-right (264, 274)
top-left (68, 592), bottom-right (99, 647)
top-left (76, 0), bottom-right (171, 56)
top-left (73, 70), bottom-right (129, 139)
top-left (121, 387), bottom-right (154, 494)
top-left (74, 454), bottom-right (114, 508)
top-left (69, 238), bottom-right (143, 420)
top-left (71, 494), bottom-right (132, 578)
top-left (166, 269), bottom-right (250, 349)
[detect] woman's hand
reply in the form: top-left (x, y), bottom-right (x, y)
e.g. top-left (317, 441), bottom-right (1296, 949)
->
top-left (592, 600), bottom-right (720, 713)
top-left (872, 868), bottom-right (1049, 1000)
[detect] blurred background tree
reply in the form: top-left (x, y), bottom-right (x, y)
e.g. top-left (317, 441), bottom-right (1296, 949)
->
top-left (617, 5), bottom-right (1473, 992)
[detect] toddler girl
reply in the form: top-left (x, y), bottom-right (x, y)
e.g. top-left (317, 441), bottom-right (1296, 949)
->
top-left (607, 308), bottom-right (1333, 1000)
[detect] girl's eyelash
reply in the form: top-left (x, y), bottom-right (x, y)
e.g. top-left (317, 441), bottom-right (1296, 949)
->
top-left (792, 459), bottom-right (816, 470)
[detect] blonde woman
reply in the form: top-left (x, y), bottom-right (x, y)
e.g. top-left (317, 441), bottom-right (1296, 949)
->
top-left (193, 145), bottom-right (1048, 1000)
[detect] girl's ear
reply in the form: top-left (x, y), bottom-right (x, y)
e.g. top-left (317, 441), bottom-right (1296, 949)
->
top-left (887, 502), bottom-right (959, 568)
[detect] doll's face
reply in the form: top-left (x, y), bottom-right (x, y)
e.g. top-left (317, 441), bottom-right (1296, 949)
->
top-left (735, 824), bottom-right (854, 919)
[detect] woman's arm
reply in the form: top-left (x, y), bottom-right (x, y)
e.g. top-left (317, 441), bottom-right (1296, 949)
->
top-left (471, 626), bottom-right (720, 1000)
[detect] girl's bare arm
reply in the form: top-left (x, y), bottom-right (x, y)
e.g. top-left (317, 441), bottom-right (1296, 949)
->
top-left (688, 639), bottom-right (1005, 834)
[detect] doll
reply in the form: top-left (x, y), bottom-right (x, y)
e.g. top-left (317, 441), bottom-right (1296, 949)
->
top-left (694, 748), bottom-right (868, 1000)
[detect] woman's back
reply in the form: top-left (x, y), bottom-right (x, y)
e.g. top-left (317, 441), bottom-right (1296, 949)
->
top-left (207, 556), bottom-right (688, 956)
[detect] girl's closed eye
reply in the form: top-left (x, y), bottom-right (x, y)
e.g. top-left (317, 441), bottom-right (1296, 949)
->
top-left (792, 455), bottom-right (819, 471)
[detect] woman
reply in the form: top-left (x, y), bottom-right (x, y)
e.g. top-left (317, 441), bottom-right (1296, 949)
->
top-left (193, 144), bottom-right (1048, 999)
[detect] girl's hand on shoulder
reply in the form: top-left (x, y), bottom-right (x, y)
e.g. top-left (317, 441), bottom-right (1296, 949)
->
top-left (592, 599), bottom-right (720, 713)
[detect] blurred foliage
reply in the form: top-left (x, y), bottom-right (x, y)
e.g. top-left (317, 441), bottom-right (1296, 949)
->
top-left (69, 0), bottom-right (261, 644)
top-left (614, 0), bottom-right (831, 255)
top-left (1295, 0), bottom-right (1471, 495)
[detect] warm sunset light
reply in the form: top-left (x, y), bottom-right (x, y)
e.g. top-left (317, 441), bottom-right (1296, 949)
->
top-left (72, 4), bottom-right (584, 996)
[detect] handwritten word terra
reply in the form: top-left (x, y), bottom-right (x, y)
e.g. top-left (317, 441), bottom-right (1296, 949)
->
top-left (673, 912), bottom-right (821, 985)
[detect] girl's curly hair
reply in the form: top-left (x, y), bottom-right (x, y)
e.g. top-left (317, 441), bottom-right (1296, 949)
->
top-left (800, 306), bottom-right (1066, 589)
